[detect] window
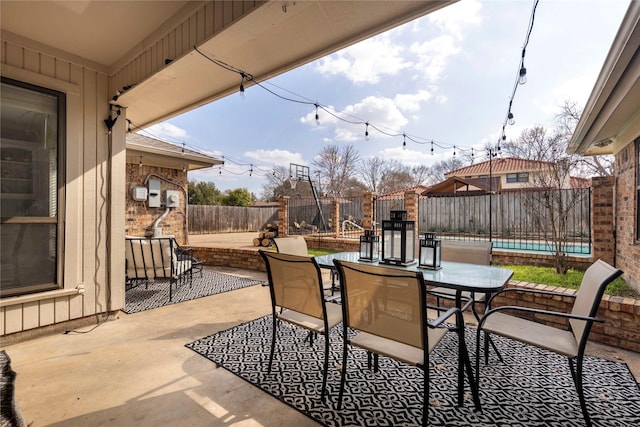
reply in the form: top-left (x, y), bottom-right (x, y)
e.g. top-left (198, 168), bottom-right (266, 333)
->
top-left (636, 138), bottom-right (640, 241)
top-left (507, 173), bottom-right (529, 183)
top-left (1, 78), bottom-right (65, 297)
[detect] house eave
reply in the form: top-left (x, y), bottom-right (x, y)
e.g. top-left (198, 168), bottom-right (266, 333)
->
top-left (567, 2), bottom-right (640, 156)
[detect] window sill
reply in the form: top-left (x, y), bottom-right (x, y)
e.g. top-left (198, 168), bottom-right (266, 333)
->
top-left (0, 285), bottom-right (84, 308)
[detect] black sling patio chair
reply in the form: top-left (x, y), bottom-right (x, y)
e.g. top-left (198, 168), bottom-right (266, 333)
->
top-left (259, 250), bottom-right (342, 401)
top-left (476, 259), bottom-right (623, 427)
top-left (333, 259), bottom-right (481, 426)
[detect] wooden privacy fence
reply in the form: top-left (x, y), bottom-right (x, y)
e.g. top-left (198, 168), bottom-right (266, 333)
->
top-left (188, 205), bottom-right (278, 234)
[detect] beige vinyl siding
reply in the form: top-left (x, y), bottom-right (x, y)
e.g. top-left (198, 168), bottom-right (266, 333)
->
top-left (110, 1), bottom-right (262, 95)
top-left (1, 40), bottom-right (124, 334)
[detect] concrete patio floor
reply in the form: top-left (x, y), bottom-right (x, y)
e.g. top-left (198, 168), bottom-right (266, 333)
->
top-left (3, 262), bottom-right (639, 426)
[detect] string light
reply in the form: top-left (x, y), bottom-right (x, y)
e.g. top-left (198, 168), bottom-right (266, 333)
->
top-left (430, 141), bottom-right (434, 155)
top-left (315, 103), bottom-right (319, 125)
top-left (518, 66), bottom-right (527, 85)
top-left (365, 122), bottom-right (369, 141)
top-left (239, 73), bottom-right (246, 99)
top-left (181, 142), bottom-right (185, 155)
top-left (182, 163), bottom-right (187, 172)
top-left (496, 0), bottom-right (539, 145)
top-left (139, 156), bottom-right (143, 168)
top-left (402, 133), bottom-right (406, 150)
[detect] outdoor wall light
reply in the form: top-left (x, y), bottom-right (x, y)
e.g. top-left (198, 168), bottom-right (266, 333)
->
top-left (418, 232), bottom-right (442, 270)
top-left (359, 229), bottom-right (379, 262)
top-left (380, 210), bottom-right (415, 266)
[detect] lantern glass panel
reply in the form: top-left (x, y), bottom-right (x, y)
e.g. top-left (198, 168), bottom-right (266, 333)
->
top-left (359, 231), bottom-right (379, 262)
top-left (381, 215), bottom-right (415, 266)
top-left (419, 237), bottom-right (441, 269)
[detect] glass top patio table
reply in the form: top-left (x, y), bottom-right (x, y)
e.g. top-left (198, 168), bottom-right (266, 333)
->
top-left (314, 251), bottom-right (514, 294)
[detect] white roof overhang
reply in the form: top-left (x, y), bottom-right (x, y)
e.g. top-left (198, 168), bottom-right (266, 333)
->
top-left (567, 2), bottom-right (640, 156)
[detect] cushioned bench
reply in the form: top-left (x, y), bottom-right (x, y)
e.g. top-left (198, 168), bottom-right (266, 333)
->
top-left (125, 236), bottom-right (193, 301)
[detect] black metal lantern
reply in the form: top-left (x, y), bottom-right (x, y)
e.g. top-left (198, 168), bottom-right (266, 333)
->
top-left (359, 229), bottom-right (379, 262)
top-left (418, 232), bottom-right (442, 270)
top-left (380, 210), bottom-right (415, 266)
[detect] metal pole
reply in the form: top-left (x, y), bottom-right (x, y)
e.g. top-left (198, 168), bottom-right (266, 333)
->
top-left (489, 151), bottom-right (493, 242)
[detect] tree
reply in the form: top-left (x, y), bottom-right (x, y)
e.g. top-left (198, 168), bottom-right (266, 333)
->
top-left (379, 160), bottom-right (412, 194)
top-left (220, 188), bottom-right (253, 206)
top-left (188, 180), bottom-right (222, 205)
top-left (502, 121), bottom-right (586, 274)
top-left (358, 156), bottom-right (387, 193)
top-left (313, 144), bottom-right (360, 196)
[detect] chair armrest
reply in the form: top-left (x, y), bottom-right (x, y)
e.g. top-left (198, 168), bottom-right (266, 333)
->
top-left (429, 306), bottom-right (463, 328)
top-left (486, 287), bottom-right (576, 309)
top-left (481, 305), bottom-right (604, 324)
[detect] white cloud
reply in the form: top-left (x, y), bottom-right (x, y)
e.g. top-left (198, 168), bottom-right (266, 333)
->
top-left (378, 146), bottom-right (440, 167)
top-left (534, 68), bottom-right (600, 118)
top-left (301, 96), bottom-right (411, 142)
top-left (427, 0), bottom-right (482, 40)
top-left (394, 90), bottom-right (433, 113)
top-left (314, 34), bottom-right (412, 84)
top-left (144, 122), bottom-right (188, 140)
top-left (244, 149), bottom-right (305, 167)
top-left (410, 35), bottom-right (460, 82)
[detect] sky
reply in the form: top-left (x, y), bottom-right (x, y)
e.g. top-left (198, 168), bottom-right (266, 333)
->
top-left (142, 0), bottom-right (631, 197)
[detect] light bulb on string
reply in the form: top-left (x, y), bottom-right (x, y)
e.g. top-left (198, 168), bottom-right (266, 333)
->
top-left (249, 165), bottom-right (253, 177)
top-left (315, 103), bottom-right (320, 125)
top-left (507, 112), bottom-right (515, 126)
top-left (365, 122), bottom-right (369, 141)
top-left (139, 156), bottom-right (143, 168)
top-left (518, 66), bottom-right (527, 85)
top-left (402, 133), bottom-right (406, 150)
top-left (430, 141), bottom-right (434, 155)
top-left (453, 145), bottom-right (456, 156)
top-left (182, 163), bottom-right (186, 173)
top-left (239, 74), bottom-right (246, 99)
top-left (181, 142), bottom-right (185, 156)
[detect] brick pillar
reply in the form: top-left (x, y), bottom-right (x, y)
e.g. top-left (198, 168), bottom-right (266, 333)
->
top-left (362, 192), bottom-right (376, 230)
top-left (404, 190), bottom-right (419, 237)
top-left (278, 196), bottom-right (289, 237)
top-left (591, 177), bottom-right (615, 264)
top-left (332, 198), bottom-right (340, 238)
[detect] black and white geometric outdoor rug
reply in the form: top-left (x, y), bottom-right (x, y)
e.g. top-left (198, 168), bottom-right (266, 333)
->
top-left (123, 270), bottom-right (262, 314)
top-left (186, 315), bottom-right (640, 427)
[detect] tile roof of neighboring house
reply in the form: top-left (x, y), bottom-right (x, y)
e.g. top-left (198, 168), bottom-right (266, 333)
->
top-left (377, 185), bottom-right (432, 200)
top-left (126, 133), bottom-right (223, 171)
top-left (445, 157), bottom-right (554, 177)
top-left (422, 176), bottom-right (501, 195)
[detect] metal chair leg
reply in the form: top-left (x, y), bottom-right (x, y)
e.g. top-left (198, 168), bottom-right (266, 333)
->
top-left (268, 316), bottom-right (277, 373)
top-left (570, 358), bottom-right (593, 427)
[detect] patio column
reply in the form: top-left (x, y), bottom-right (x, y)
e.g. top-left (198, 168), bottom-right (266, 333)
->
top-left (332, 198), bottom-right (340, 238)
top-left (362, 192), bottom-right (376, 230)
top-left (404, 190), bottom-right (419, 238)
top-left (591, 176), bottom-right (615, 264)
top-left (278, 196), bottom-right (289, 237)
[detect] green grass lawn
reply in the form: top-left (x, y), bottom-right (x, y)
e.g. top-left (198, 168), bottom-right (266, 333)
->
top-left (306, 249), bottom-right (637, 299)
top-left (497, 264), bottom-right (638, 298)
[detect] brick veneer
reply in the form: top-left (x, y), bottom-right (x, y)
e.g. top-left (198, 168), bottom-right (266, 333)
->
top-left (613, 143), bottom-right (640, 290)
top-left (189, 242), bottom-right (639, 352)
top-left (126, 164), bottom-right (188, 244)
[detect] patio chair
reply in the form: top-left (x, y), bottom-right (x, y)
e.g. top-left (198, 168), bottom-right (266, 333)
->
top-left (274, 236), bottom-right (339, 295)
top-left (333, 260), bottom-right (481, 425)
top-left (125, 236), bottom-right (193, 301)
top-left (476, 259), bottom-right (623, 427)
top-left (429, 240), bottom-right (493, 321)
top-left (259, 250), bottom-right (342, 401)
